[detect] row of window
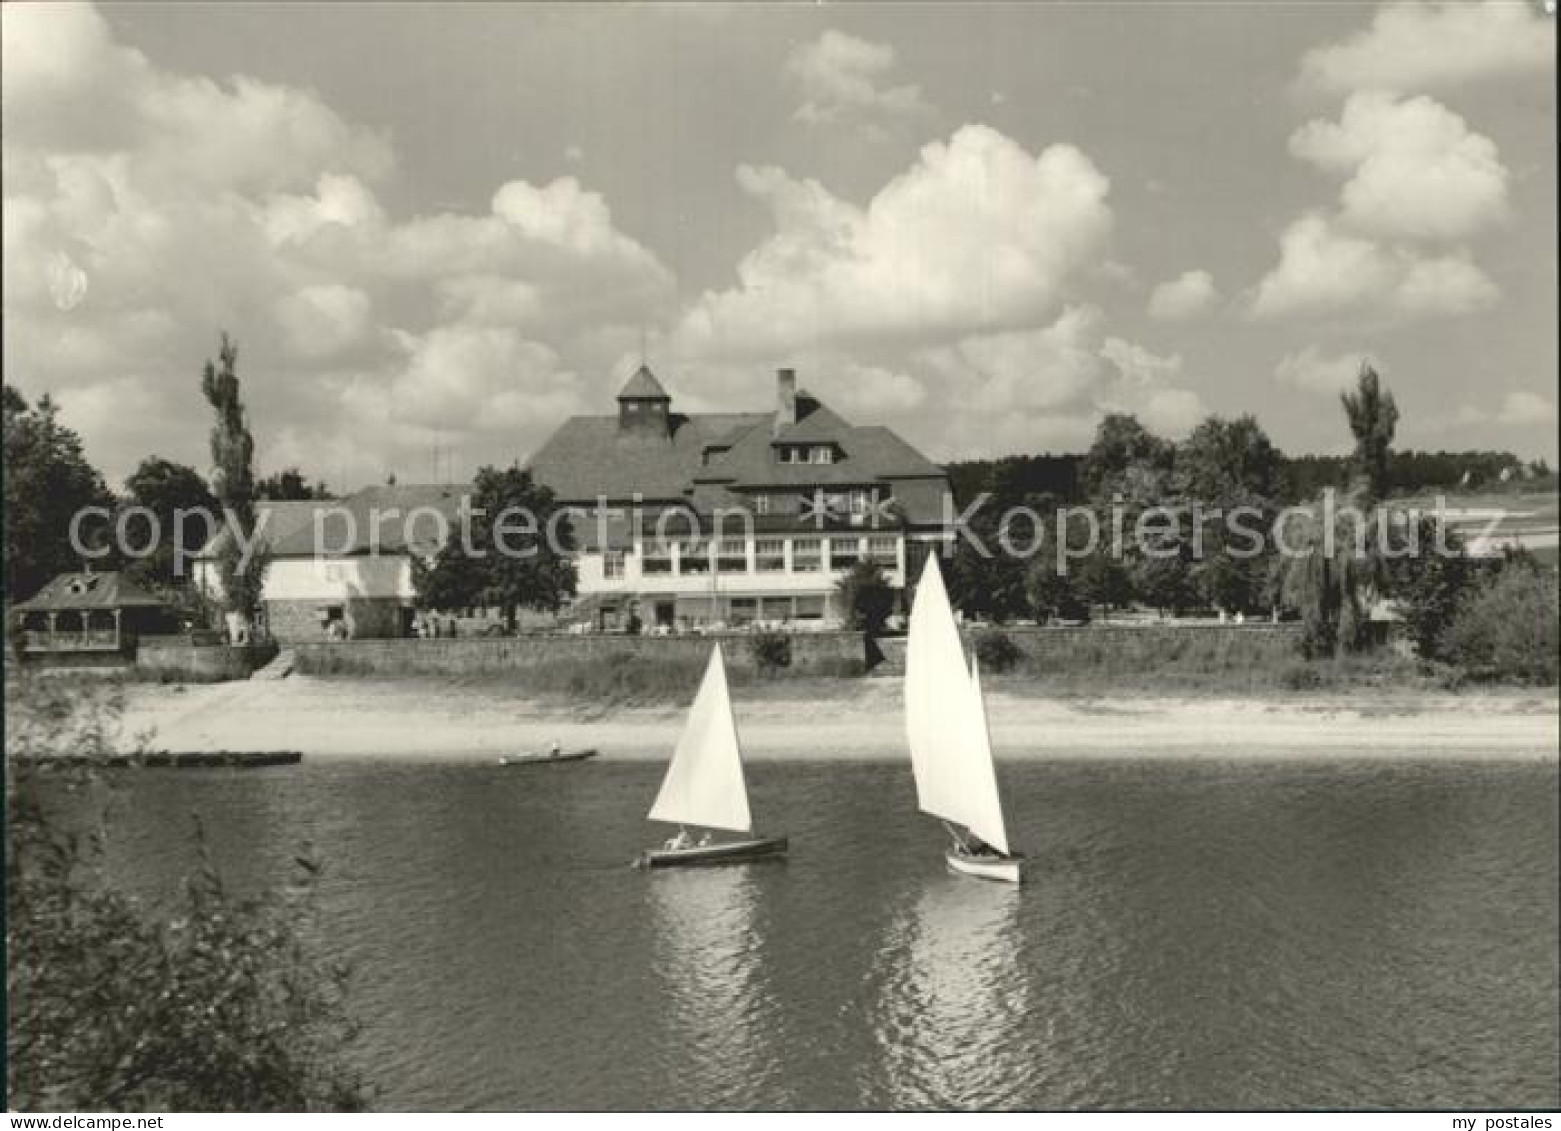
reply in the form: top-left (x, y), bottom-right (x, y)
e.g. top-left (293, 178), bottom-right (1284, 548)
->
top-left (603, 536), bottom-right (898, 579)
top-left (777, 445), bottom-right (835, 465)
top-left (750, 488), bottom-right (873, 516)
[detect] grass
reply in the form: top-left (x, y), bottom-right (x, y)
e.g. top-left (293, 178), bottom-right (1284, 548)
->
top-left (296, 649), bottom-right (867, 709)
top-left (983, 647), bottom-right (1492, 700)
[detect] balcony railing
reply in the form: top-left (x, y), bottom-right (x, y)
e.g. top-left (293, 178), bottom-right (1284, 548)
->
top-left (18, 629), bottom-right (122, 653)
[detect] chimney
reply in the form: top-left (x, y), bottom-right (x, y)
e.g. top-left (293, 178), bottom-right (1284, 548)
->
top-left (775, 368), bottom-right (797, 433)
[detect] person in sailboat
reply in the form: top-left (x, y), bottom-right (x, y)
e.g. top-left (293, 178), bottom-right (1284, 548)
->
top-left (962, 833), bottom-right (1000, 859)
top-left (697, 831), bottom-right (713, 847)
top-left (946, 822), bottom-right (997, 858)
top-left (548, 739), bottom-right (562, 757)
top-left (664, 827), bottom-right (694, 851)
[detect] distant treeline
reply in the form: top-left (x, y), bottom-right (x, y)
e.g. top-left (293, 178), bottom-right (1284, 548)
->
top-left (947, 448), bottom-right (1548, 507)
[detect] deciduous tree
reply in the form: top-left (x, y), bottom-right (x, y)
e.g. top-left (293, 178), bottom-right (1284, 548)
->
top-left (2, 388), bottom-right (116, 600)
top-left (413, 466), bottom-right (576, 631)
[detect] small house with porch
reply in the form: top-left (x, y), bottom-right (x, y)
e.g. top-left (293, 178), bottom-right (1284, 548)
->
top-left (10, 570), bottom-right (177, 661)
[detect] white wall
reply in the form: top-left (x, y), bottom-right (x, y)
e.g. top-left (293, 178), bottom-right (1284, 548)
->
top-left (195, 556), bottom-right (415, 602)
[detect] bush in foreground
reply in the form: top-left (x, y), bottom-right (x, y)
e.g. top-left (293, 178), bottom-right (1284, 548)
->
top-left (1442, 564), bottom-right (1559, 684)
top-left (749, 631), bottom-right (792, 674)
top-left (973, 629), bottom-right (1022, 673)
top-left (5, 673), bottom-right (365, 1111)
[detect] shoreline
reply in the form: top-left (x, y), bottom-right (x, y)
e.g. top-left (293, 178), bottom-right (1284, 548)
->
top-left (107, 675), bottom-right (1560, 763)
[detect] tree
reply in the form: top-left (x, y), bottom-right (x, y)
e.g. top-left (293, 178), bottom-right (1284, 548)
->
top-left (122, 457), bottom-right (219, 587)
top-left (1341, 362), bottom-right (1399, 503)
top-left (1380, 515), bottom-right (1469, 661)
top-left (1081, 413), bottom-right (1174, 504)
top-left (835, 561), bottom-right (895, 635)
top-left (1277, 492), bottom-right (1379, 657)
top-left (256, 467), bottom-right (331, 501)
top-left (1174, 414), bottom-right (1281, 504)
top-left (200, 335), bottom-right (269, 634)
top-left (1194, 551), bottom-right (1264, 615)
top-left (1025, 559), bottom-right (1086, 624)
top-left (2, 388), bottom-right (116, 600)
top-left (944, 474), bottom-right (1058, 623)
top-left (1075, 547), bottom-right (1134, 616)
top-left (6, 672), bottom-right (365, 1110)
top-left (413, 465), bottom-right (576, 631)
top-left (1133, 551), bottom-right (1198, 617)
top-left (1443, 561), bottom-right (1558, 683)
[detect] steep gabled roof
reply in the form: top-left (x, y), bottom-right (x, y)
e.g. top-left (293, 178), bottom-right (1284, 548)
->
top-left (696, 408), bottom-right (943, 488)
top-left (617, 364), bottom-right (670, 400)
top-left (196, 487), bottom-right (470, 560)
top-left (527, 413), bottom-right (768, 501)
top-left (195, 499), bottom-right (322, 560)
top-left (264, 484), bottom-right (469, 557)
top-left (771, 397), bottom-right (852, 445)
top-left (14, 571), bottom-right (168, 612)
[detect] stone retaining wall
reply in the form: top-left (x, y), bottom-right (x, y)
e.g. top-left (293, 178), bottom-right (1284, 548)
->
top-left (135, 639), bottom-right (279, 681)
top-left (291, 630), bottom-right (867, 677)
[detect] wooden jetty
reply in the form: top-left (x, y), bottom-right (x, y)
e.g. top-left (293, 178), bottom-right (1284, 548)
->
top-left (12, 750), bottom-right (303, 769)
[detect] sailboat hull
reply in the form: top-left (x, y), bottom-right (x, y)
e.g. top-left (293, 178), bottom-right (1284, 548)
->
top-left (637, 836), bottom-right (787, 869)
top-left (946, 850), bottom-right (1024, 884)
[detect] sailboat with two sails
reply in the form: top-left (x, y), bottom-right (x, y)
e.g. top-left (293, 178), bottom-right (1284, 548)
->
top-left (635, 644), bottom-right (788, 869)
top-left (904, 553), bottom-right (1026, 884)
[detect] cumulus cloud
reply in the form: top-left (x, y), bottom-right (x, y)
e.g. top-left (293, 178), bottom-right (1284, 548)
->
top-left (377, 325), bottom-right (583, 434)
top-left (676, 125), bottom-right (1113, 357)
top-left (1147, 269), bottom-right (1218, 321)
top-left (1495, 390), bottom-right (1557, 426)
top-left (1437, 390), bottom-right (1558, 434)
top-left (1251, 91), bottom-right (1506, 324)
top-left (827, 361), bottom-right (927, 416)
top-left (1274, 347), bottom-right (1370, 395)
top-left (274, 284), bottom-right (372, 361)
top-left (1251, 212), bottom-right (1498, 320)
top-left (1297, 0), bottom-right (1553, 97)
top-left (921, 305), bottom-right (1204, 441)
top-left (1289, 92), bottom-right (1509, 242)
top-left (2, 2), bottom-right (673, 484)
top-left (786, 30), bottom-right (931, 127)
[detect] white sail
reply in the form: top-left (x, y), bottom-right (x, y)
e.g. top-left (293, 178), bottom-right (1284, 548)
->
top-left (648, 644), bottom-right (753, 833)
top-left (904, 554), bottom-right (1010, 854)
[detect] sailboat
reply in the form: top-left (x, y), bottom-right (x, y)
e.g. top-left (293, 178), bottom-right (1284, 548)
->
top-left (634, 644), bottom-right (787, 868)
top-left (904, 554), bottom-right (1025, 884)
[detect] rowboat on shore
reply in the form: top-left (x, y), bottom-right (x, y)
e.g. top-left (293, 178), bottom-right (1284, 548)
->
top-left (498, 748), bottom-right (598, 766)
top-left (634, 644), bottom-right (787, 869)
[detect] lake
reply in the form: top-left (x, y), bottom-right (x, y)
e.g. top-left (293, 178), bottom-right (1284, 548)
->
top-left (79, 756), bottom-right (1559, 1110)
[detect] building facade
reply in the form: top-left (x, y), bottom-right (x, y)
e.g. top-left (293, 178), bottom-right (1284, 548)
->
top-left (527, 366), bottom-right (952, 630)
top-left (194, 486), bottom-right (469, 642)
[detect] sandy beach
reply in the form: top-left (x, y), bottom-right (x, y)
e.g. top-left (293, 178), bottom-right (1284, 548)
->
top-left (112, 675), bottom-right (1561, 762)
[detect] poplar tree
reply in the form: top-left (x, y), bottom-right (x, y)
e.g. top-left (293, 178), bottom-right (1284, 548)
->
top-left (200, 334), bottom-right (268, 633)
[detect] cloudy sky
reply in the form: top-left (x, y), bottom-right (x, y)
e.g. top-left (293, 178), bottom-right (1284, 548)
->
top-left (3, 1), bottom-right (1555, 489)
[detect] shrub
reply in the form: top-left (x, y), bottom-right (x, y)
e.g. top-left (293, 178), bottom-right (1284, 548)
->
top-left (5, 672), bottom-right (366, 1111)
top-left (1443, 564), bottom-right (1560, 684)
top-left (1279, 662), bottom-right (1324, 691)
top-left (1381, 516), bottom-right (1470, 660)
top-left (973, 628), bottom-right (1022, 673)
top-left (749, 631), bottom-right (792, 674)
top-left (835, 562), bottom-right (895, 635)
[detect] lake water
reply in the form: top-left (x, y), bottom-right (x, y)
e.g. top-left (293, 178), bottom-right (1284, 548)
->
top-left (81, 756), bottom-right (1558, 1110)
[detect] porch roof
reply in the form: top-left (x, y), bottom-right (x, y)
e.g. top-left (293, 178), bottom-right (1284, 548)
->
top-left (13, 571), bottom-right (168, 613)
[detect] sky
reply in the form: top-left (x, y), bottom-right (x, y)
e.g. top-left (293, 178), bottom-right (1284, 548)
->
top-left (3, 1), bottom-right (1556, 491)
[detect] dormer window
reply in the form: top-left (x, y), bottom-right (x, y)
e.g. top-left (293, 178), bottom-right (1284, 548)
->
top-left (778, 444), bottom-right (835, 465)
